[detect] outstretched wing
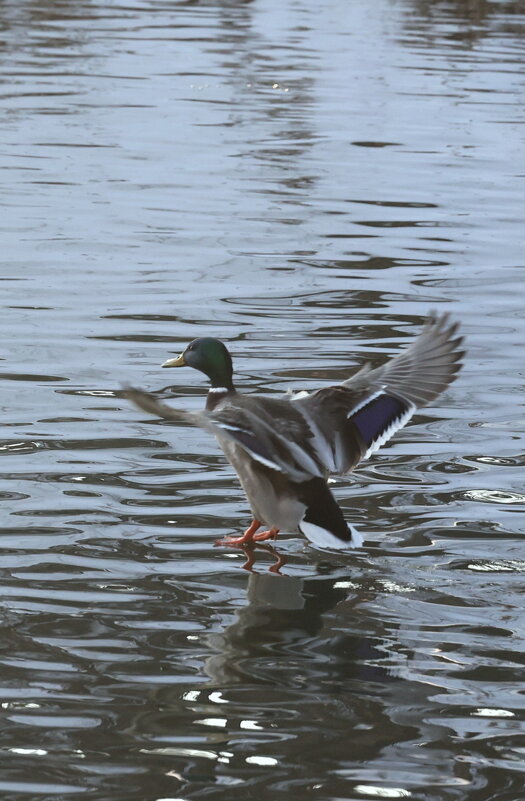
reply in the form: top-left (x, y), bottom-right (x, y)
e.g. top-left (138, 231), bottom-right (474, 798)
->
top-left (294, 313), bottom-right (465, 474)
top-left (123, 388), bottom-right (324, 482)
top-left (346, 311), bottom-right (464, 406)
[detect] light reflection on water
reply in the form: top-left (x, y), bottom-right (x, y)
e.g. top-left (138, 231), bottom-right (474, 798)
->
top-left (0, 0), bottom-right (524, 798)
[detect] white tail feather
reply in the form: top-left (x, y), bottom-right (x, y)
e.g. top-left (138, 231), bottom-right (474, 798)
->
top-left (299, 521), bottom-right (363, 550)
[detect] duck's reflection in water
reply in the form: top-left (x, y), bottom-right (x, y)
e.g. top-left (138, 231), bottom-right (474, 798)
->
top-left (168, 569), bottom-right (419, 794)
top-left (204, 569), bottom-right (387, 687)
top-left (239, 542), bottom-right (288, 574)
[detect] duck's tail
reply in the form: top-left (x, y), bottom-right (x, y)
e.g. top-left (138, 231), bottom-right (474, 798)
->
top-left (297, 477), bottom-right (363, 550)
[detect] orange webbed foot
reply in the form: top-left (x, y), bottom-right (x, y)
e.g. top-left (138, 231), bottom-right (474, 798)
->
top-left (252, 527), bottom-right (279, 543)
top-left (215, 519), bottom-right (262, 547)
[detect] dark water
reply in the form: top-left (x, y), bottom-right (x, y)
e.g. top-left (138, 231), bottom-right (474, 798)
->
top-left (1, 0), bottom-right (525, 798)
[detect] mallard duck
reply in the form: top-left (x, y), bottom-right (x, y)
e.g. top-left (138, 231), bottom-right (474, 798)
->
top-left (125, 313), bottom-right (464, 550)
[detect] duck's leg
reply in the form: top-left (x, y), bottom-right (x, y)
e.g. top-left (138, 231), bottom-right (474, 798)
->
top-left (253, 527), bottom-right (279, 542)
top-left (215, 519), bottom-right (262, 547)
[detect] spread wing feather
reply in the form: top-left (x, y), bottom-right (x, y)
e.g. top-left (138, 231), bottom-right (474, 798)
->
top-left (123, 388), bottom-right (324, 482)
top-left (293, 312), bottom-right (464, 473)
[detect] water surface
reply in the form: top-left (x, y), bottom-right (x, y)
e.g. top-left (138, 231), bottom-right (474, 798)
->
top-left (1, 0), bottom-right (524, 799)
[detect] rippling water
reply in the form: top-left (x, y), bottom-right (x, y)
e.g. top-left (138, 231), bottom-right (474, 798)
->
top-left (1, 0), bottom-right (524, 798)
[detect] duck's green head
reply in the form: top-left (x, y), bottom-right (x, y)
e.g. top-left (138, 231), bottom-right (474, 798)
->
top-left (162, 337), bottom-right (234, 390)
